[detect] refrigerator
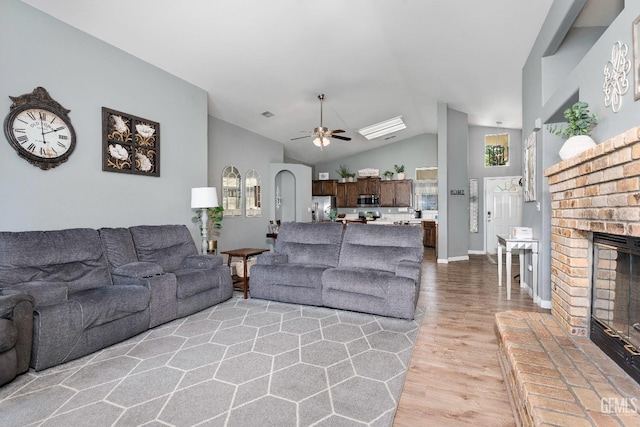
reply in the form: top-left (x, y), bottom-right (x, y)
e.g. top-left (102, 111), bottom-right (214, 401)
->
top-left (311, 196), bottom-right (336, 222)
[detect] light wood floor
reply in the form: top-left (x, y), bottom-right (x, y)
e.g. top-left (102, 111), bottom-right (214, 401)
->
top-left (394, 250), bottom-right (549, 426)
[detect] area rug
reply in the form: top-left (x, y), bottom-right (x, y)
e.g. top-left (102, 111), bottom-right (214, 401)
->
top-left (0, 294), bottom-right (424, 426)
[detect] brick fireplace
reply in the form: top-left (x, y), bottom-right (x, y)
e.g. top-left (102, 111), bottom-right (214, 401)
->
top-left (544, 126), bottom-right (640, 336)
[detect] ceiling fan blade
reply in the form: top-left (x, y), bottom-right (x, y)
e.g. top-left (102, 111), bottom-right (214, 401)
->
top-left (330, 129), bottom-right (345, 134)
top-left (331, 135), bottom-right (351, 141)
top-left (290, 135), bottom-right (311, 140)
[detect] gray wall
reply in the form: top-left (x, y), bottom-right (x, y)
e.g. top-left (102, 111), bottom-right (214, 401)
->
top-left (1, 0), bottom-right (208, 244)
top-left (467, 126), bottom-right (523, 252)
top-left (445, 106), bottom-right (469, 260)
top-left (208, 116), bottom-right (285, 252)
top-left (522, 0), bottom-right (640, 306)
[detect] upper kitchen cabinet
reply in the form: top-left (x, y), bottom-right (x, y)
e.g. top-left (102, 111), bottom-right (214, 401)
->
top-left (380, 179), bottom-right (412, 207)
top-left (336, 181), bottom-right (358, 208)
top-left (312, 179), bottom-right (337, 196)
top-left (357, 177), bottom-right (380, 195)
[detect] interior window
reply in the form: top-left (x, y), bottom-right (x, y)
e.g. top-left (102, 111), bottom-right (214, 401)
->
top-left (485, 133), bottom-right (510, 167)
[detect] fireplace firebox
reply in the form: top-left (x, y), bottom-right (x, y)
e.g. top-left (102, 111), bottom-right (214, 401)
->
top-left (591, 232), bottom-right (640, 383)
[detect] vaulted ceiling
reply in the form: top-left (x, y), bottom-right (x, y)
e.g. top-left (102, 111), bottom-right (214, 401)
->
top-left (23, 0), bottom-right (556, 164)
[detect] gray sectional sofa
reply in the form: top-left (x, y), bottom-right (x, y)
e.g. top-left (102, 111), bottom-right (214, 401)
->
top-left (251, 222), bottom-right (424, 319)
top-left (0, 225), bottom-right (232, 371)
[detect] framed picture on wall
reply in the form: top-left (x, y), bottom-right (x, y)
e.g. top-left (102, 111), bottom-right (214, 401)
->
top-left (318, 172), bottom-right (329, 180)
top-left (102, 107), bottom-right (160, 177)
top-left (523, 131), bottom-right (537, 202)
top-left (633, 15), bottom-right (640, 100)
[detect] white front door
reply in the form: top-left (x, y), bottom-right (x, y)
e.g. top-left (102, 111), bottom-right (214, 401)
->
top-left (485, 176), bottom-right (522, 254)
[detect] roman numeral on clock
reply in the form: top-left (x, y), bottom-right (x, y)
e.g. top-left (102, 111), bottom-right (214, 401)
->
top-left (26, 111), bottom-right (36, 121)
top-left (17, 135), bottom-right (28, 144)
top-left (27, 143), bottom-right (36, 152)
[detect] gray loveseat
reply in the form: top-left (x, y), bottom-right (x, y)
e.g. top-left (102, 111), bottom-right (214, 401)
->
top-left (251, 222), bottom-right (424, 319)
top-left (0, 225), bottom-right (232, 371)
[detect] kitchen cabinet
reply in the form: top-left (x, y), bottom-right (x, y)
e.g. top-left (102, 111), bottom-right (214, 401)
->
top-left (423, 221), bottom-right (437, 248)
top-left (357, 177), bottom-right (380, 195)
top-left (337, 182), bottom-right (358, 208)
top-left (312, 179), bottom-right (337, 196)
top-left (380, 179), bottom-right (412, 207)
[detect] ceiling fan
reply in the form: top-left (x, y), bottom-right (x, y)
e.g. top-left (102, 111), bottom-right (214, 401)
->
top-left (291, 94), bottom-right (351, 150)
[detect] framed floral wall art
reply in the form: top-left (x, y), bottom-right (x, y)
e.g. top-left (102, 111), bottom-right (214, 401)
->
top-left (102, 107), bottom-right (160, 177)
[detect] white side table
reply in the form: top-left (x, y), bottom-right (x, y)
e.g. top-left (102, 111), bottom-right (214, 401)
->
top-left (497, 235), bottom-right (539, 300)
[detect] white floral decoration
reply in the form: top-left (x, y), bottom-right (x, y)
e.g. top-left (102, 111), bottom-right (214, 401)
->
top-left (112, 115), bottom-right (129, 133)
top-left (136, 152), bottom-right (152, 171)
top-left (108, 144), bottom-right (128, 160)
top-left (136, 124), bottom-right (155, 138)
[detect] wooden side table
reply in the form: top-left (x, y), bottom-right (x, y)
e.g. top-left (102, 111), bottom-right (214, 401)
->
top-left (221, 248), bottom-right (269, 299)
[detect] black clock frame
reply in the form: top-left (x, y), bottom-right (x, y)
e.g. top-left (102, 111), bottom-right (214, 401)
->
top-left (3, 87), bottom-right (76, 170)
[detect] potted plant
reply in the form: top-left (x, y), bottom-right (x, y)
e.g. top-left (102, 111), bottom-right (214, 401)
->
top-left (336, 164), bottom-right (352, 182)
top-left (383, 170), bottom-right (394, 180)
top-left (347, 172), bottom-right (357, 182)
top-left (547, 101), bottom-right (598, 160)
top-left (394, 164), bottom-right (405, 180)
top-left (191, 206), bottom-right (224, 253)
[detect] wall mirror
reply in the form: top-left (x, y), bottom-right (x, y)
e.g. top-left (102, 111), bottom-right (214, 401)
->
top-left (485, 133), bottom-right (510, 167)
top-left (222, 165), bottom-right (242, 217)
top-left (245, 169), bottom-right (262, 217)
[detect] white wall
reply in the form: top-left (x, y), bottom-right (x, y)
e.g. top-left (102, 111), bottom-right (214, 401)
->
top-left (1, 0), bottom-right (208, 237)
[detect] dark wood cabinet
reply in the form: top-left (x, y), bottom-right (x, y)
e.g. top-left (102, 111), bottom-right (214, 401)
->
top-left (312, 179), bottom-right (337, 196)
top-left (337, 182), bottom-right (358, 208)
top-left (380, 179), bottom-right (412, 207)
top-left (357, 177), bottom-right (380, 195)
top-left (423, 221), bottom-right (437, 248)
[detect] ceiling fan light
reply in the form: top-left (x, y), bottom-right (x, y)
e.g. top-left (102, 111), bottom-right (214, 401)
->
top-left (358, 116), bottom-right (406, 140)
top-left (313, 137), bottom-right (330, 148)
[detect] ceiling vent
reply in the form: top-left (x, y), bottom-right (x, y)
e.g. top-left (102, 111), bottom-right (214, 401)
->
top-left (358, 116), bottom-right (406, 140)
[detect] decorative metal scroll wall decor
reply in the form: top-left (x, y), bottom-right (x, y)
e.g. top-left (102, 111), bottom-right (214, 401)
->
top-left (603, 41), bottom-right (630, 113)
top-left (102, 107), bottom-right (159, 176)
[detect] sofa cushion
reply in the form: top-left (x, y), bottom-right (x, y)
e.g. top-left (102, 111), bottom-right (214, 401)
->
top-left (99, 228), bottom-right (139, 270)
top-left (275, 222), bottom-right (343, 267)
top-left (0, 229), bottom-right (113, 293)
top-left (338, 223), bottom-right (423, 273)
top-left (69, 285), bottom-right (149, 329)
top-left (174, 269), bottom-right (218, 299)
top-left (6, 282), bottom-right (67, 308)
top-left (129, 225), bottom-right (198, 272)
top-left (251, 264), bottom-right (327, 289)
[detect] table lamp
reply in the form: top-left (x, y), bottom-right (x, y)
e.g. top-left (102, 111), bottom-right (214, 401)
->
top-left (191, 187), bottom-right (219, 254)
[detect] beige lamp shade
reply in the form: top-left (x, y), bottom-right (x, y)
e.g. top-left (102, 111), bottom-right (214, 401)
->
top-left (191, 187), bottom-right (219, 208)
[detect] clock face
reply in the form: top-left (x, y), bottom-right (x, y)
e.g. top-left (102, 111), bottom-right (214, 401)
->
top-left (4, 105), bottom-right (76, 169)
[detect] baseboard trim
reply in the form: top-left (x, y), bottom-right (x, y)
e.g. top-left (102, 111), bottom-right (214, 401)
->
top-left (468, 250), bottom-right (486, 255)
top-left (448, 256), bottom-right (470, 262)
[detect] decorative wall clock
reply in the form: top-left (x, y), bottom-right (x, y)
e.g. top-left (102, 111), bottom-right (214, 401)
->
top-left (3, 87), bottom-right (76, 170)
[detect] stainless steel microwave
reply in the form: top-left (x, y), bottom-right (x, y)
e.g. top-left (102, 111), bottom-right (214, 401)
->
top-left (357, 194), bottom-right (380, 207)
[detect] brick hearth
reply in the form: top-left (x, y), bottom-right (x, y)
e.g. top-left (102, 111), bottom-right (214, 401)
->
top-left (544, 127), bottom-right (640, 336)
top-left (496, 311), bottom-right (640, 426)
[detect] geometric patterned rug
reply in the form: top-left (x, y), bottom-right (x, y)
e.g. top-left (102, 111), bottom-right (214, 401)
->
top-left (0, 293), bottom-right (424, 426)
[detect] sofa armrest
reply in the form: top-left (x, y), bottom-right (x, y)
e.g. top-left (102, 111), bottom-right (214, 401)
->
top-left (395, 260), bottom-right (421, 282)
top-left (4, 282), bottom-right (67, 309)
top-left (0, 289), bottom-right (35, 318)
top-left (113, 261), bottom-right (163, 278)
top-left (256, 252), bottom-right (288, 265)
top-left (183, 255), bottom-right (223, 269)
